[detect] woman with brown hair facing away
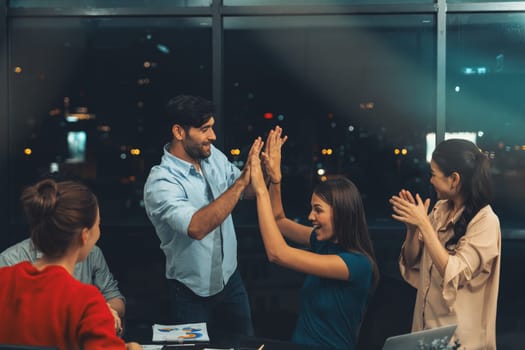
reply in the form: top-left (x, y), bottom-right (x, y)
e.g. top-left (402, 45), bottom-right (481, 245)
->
top-left (0, 179), bottom-right (142, 350)
top-left (390, 139), bottom-right (501, 350)
top-left (247, 129), bottom-right (379, 350)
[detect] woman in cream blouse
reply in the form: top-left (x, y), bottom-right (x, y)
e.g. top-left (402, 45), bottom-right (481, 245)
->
top-left (390, 139), bottom-right (500, 350)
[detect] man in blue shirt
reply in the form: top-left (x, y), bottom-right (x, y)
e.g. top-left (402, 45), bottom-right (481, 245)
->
top-left (143, 95), bottom-right (255, 344)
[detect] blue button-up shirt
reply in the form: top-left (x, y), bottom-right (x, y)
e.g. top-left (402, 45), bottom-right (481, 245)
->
top-left (144, 143), bottom-right (241, 297)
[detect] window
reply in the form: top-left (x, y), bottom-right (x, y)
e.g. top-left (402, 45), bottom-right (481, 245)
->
top-left (9, 0), bottom-right (210, 8)
top-left (9, 17), bottom-right (212, 224)
top-left (447, 13), bottom-right (525, 226)
top-left (224, 15), bottom-right (435, 225)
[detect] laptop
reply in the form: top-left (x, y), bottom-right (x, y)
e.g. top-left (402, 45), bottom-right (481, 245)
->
top-left (382, 324), bottom-right (457, 350)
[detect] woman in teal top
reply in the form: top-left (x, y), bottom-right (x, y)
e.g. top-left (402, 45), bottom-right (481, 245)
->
top-left (247, 128), bottom-right (379, 350)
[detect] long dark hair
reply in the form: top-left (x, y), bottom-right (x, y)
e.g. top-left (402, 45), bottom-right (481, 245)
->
top-left (20, 179), bottom-right (98, 258)
top-left (432, 139), bottom-right (492, 250)
top-left (314, 177), bottom-right (379, 287)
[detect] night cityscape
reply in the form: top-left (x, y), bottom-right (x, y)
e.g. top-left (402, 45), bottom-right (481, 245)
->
top-left (1, 2), bottom-right (525, 349)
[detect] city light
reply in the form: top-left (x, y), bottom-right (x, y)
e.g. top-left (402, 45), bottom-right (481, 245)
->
top-left (230, 148), bottom-right (241, 156)
top-left (156, 44), bottom-right (170, 55)
top-left (130, 148), bottom-right (141, 156)
top-left (359, 102), bottom-right (374, 110)
top-left (97, 125), bottom-right (111, 132)
top-left (24, 148), bottom-right (32, 156)
top-left (321, 148), bottom-right (333, 155)
top-left (263, 112), bottom-right (273, 120)
top-left (14, 66), bottom-right (22, 74)
top-left (394, 148), bottom-right (400, 155)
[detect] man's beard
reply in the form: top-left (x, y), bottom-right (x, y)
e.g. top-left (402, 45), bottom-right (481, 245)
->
top-left (184, 142), bottom-right (212, 160)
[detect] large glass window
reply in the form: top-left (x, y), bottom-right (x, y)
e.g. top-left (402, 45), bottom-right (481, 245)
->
top-left (224, 15), bottom-right (436, 226)
top-left (225, 0), bottom-right (430, 5)
top-left (9, 17), bottom-right (212, 224)
top-left (447, 13), bottom-right (525, 227)
top-left (9, 0), bottom-right (210, 8)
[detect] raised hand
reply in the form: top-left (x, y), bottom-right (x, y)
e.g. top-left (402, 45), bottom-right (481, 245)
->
top-left (390, 192), bottom-right (431, 229)
top-left (262, 126), bottom-right (287, 184)
top-left (237, 136), bottom-right (264, 189)
top-left (248, 137), bottom-right (266, 194)
top-left (396, 189), bottom-right (418, 234)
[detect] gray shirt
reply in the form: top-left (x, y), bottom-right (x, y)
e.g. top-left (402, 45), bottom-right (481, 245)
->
top-left (0, 238), bottom-right (124, 302)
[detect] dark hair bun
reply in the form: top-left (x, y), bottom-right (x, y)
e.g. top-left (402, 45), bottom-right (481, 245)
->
top-left (21, 179), bottom-right (58, 222)
top-left (21, 179), bottom-right (98, 258)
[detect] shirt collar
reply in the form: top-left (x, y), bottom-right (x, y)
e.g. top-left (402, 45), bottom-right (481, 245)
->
top-left (434, 200), bottom-right (464, 232)
top-left (447, 200), bottom-right (464, 224)
top-left (162, 143), bottom-right (201, 176)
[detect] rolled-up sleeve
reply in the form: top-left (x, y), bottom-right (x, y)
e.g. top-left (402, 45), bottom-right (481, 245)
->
top-left (144, 175), bottom-right (197, 243)
top-left (399, 244), bottom-right (421, 289)
top-left (442, 208), bottom-right (500, 306)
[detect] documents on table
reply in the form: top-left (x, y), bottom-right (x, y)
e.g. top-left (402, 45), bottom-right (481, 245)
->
top-left (152, 322), bottom-right (210, 342)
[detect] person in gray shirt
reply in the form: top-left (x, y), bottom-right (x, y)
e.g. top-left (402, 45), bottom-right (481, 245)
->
top-left (0, 238), bottom-right (126, 334)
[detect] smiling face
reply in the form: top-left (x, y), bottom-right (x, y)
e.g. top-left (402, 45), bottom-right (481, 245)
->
top-left (430, 160), bottom-right (456, 200)
top-left (181, 117), bottom-right (217, 161)
top-left (308, 193), bottom-right (335, 241)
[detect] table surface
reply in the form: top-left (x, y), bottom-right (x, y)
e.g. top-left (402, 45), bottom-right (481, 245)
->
top-left (125, 326), bottom-right (331, 350)
top-left (148, 337), bottom-right (331, 350)
top-left (124, 322), bottom-right (332, 350)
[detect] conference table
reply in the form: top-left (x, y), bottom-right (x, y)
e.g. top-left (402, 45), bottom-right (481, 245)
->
top-left (149, 337), bottom-right (330, 350)
top-left (125, 324), bottom-right (331, 350)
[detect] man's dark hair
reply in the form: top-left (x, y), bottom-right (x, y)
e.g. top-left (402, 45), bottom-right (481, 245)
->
top-left (165, 95), bottom-right (215, 130)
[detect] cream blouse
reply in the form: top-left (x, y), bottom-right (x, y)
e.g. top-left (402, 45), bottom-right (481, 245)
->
top-left (400, 200), bottom-right (501, 350)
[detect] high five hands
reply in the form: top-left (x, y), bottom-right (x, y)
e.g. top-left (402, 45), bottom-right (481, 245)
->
top-left (248, 137), bottom-right (266, 194)
top-left (244, 126), bottom-right (287, 193)
top-left (262, 126), bottom-right (287, 185)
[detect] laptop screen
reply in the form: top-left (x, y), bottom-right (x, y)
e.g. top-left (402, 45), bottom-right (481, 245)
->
top-left (382, 324), bottom-right (457, 350)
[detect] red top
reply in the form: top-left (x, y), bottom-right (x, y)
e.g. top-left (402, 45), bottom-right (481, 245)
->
top-left (0, 261), bottom-right (126, 350)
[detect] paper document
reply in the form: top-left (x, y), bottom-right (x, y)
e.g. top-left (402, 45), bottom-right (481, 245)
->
top-left (152, 322), bottom-right (210, 342)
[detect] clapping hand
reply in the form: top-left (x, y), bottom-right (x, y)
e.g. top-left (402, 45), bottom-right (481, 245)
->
top-left (390, 190), bottom-right (431, 230)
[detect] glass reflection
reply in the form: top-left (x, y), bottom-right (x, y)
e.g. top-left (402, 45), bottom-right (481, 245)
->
top-left (447, 13), bottom-right (525, 224)
top-left (9, 0), bottom-right (211, 8)
top-left (9, 17), bottom-right (212, 224)
top-left (224, 15), bottom-right (435, 225)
